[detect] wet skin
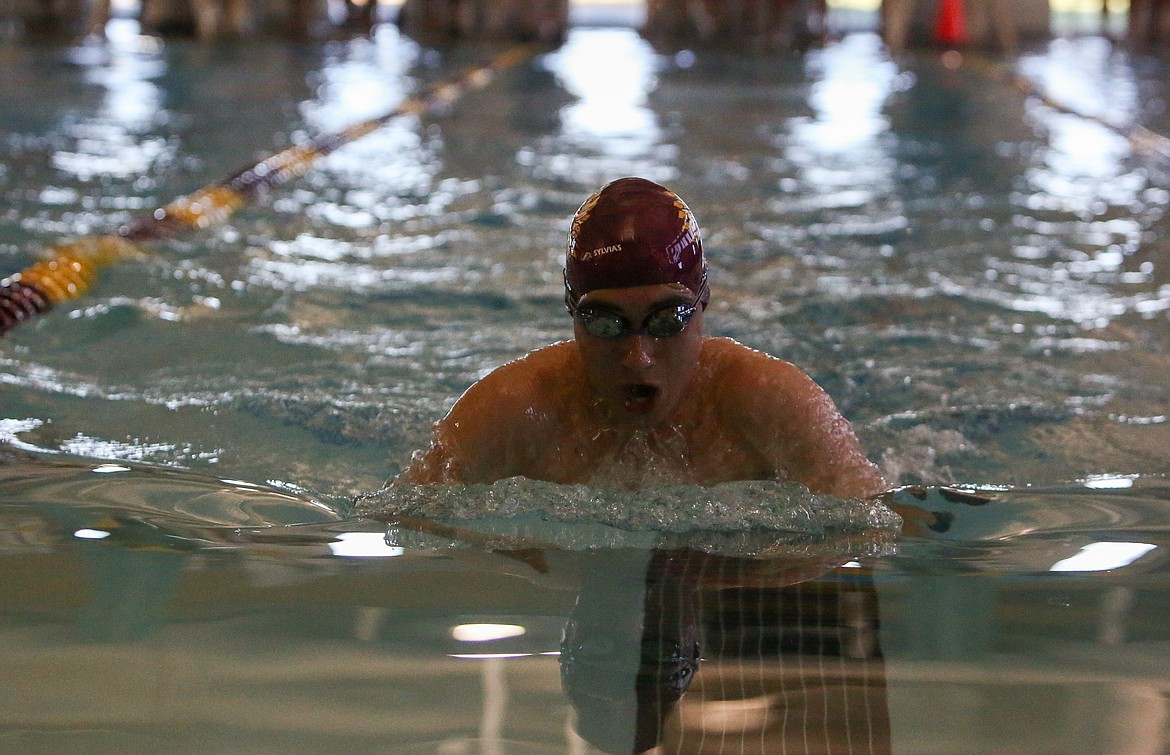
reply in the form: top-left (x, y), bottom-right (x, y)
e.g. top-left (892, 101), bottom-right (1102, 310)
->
top-left (571, 284), bottom-right (705, 428)
top-left (401, 283), bottom-right (887, 497)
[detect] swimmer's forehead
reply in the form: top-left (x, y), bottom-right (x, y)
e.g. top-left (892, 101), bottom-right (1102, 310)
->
top-left (577, 283), bottom-right (694, 310)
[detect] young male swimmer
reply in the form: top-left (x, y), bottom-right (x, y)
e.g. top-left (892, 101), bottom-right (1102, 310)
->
top-left (400, 177), bottom-right (887, 498)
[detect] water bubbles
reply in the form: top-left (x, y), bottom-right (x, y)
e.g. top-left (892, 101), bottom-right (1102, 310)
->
top-left (357, 478), bottom-right (901, 558)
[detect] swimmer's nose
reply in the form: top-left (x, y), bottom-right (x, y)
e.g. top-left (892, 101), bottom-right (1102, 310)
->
top-left (619, 334), bottom-right (654, 370)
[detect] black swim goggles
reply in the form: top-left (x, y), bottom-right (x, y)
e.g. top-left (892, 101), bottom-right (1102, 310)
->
top-left (565, 277), bottom-right (708, 339)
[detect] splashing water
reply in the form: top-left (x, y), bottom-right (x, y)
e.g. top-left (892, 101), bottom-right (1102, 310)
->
top-left (357, 477), bottom-right (902, 556)
top-left (4, 23), bottom-right (1170, 754)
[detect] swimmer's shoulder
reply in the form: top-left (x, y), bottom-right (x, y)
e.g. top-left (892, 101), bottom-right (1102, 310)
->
top-left (698, 338), bottom-right (885, 496)
top-left (516, 340), bottom-right (580, 368)
top-left (489, 341), bottom-right (580, 383)
top-left (460, 341), bottom-right (582, 410)
top-left (699, 336), bottom-right (830, 418)
top-left (700, 336), bottom-right (808, 384)
top-left (408, 343), bottom-right (580, 484)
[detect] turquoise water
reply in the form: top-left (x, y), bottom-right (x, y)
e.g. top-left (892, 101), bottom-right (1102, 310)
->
top-left (3, 20), bottom-right (1170, 753)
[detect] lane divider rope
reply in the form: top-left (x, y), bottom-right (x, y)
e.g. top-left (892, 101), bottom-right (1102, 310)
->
top-left (0, 42), bottom-right (543, 337)
top-left (962, 52), bottom-right (1170, 164)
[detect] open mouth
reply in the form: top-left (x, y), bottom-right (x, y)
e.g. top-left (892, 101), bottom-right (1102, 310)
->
top-left (623, 383), bottom-right (659, 413)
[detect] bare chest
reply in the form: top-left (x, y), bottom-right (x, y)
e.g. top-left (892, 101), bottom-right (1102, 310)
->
top-left (524, 417), bottom-right (777, 487)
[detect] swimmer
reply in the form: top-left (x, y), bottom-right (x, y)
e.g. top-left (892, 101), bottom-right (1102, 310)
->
top-left (400, 177), bottom-right (887, 498)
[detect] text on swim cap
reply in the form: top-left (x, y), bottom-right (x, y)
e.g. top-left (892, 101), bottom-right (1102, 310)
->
top-left (665, 224), bottom-right (697, 261)
top-left (664, 201), bottom-right (698, 262)
top-left (577, 243), bottom-right (622, 261)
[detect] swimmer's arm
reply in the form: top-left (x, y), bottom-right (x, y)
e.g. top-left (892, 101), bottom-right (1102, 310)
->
top-left (397, 362), bottom-right (539, 485)
top-left (730, 352), bottom-right (887, 498)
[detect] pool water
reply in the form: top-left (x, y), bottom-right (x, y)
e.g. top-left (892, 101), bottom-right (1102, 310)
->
top-left (3, 19), bottom-right (1170, 754)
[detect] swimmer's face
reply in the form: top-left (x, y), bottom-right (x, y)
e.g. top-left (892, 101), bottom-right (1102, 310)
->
top-left (572, 283), bottom-right (704, 426)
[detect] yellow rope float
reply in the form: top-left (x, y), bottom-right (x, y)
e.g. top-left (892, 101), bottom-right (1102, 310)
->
top-left (0, 42), bottom-right (544, 338)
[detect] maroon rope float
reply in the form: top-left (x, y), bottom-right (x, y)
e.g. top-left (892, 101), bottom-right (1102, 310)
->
top-left (0, 43), bottom-right (543, 337)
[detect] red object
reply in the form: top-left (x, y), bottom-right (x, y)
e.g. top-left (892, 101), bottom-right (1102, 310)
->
top-left (565, 178), bottom-right (708, 307)
top-left (936, 0), bottom-right (967, 46)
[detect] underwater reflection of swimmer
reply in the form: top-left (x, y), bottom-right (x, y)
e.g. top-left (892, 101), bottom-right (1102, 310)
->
top-left (368, 479), bottom-right (899, 753)
top-left (558, 549), bottom-right (699, 754)
top-left (556, 548), bottom-right (890, 754)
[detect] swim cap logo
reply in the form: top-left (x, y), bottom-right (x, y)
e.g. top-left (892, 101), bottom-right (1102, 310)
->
top-left (664, 199), bottom-right (698, 262)
top-left (578, 243), bottom-right (622, 261)
top-left (567, 189), bottom-right (603, 260)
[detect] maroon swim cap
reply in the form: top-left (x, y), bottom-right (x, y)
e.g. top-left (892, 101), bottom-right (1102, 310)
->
top-left (564, 177), bottom-right (707, 307)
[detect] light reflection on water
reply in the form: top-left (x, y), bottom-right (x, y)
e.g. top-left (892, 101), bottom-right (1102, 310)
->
top-left (1, 25), bottom-right (1170, 498)
top-left (790, 34), bottom-right (900, 166)
top-left (551, 27), bottom-right (662, 156)
top-left (4, 22), bottom-right (1170, 752)
top-left (2, 452), bottom-right (1170, 751)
